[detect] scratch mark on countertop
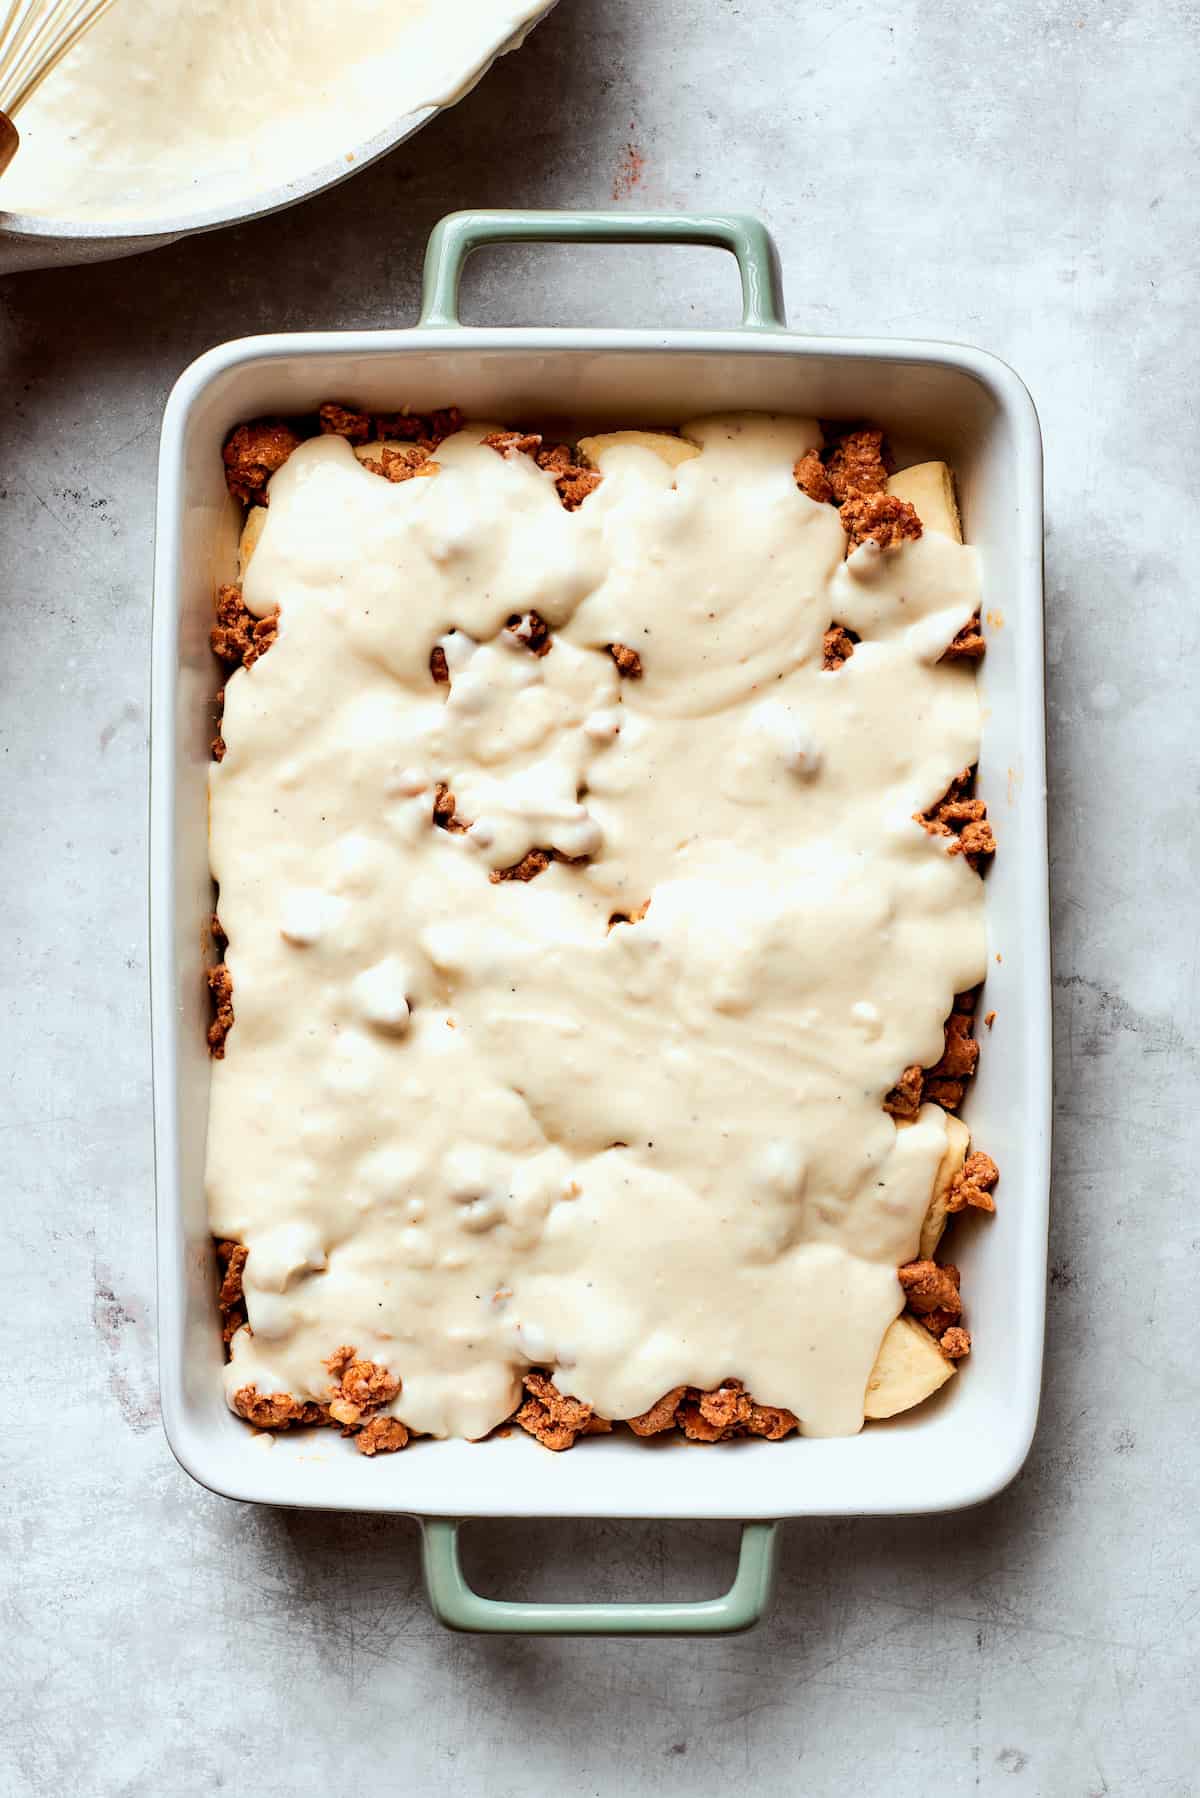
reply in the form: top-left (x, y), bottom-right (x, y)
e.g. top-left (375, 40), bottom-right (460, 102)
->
top-left (91, 1258), bottom-right (159, 1433)
top-left (1055, 971), bottom-right (1197, 1065)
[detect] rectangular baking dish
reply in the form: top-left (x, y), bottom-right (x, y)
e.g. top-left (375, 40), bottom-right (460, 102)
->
top-left (151, 210), bottom-right (1049, 1634)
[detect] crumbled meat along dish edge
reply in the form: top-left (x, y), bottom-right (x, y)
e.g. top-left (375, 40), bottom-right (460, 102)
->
top-left (209, 408), bottom-right (999, 1455)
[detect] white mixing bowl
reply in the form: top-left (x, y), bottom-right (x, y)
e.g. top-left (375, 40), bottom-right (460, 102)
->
top-left (0, 3), bottom-right (557, 274)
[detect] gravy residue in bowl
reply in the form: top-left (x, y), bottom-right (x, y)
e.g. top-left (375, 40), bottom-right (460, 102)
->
top-left (1, 0), bottom-right (546, 223)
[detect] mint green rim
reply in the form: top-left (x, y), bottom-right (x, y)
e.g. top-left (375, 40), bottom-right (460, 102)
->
top-left (419, 1518), bottom-right (780, 1636)
top-left (418, 208), bottom-right (787, 332)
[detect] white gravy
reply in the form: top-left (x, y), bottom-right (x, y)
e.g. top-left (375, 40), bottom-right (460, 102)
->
top-left (207, 416), bottom-right (987, 1441)
top-left (2, 0), bottom-right (546, 222)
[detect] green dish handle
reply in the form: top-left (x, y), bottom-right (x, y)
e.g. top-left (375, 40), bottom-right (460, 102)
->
top-left (419, 1517), bottom-right (780, 1636)
top-left (418, 209), bottom-right (787, 332)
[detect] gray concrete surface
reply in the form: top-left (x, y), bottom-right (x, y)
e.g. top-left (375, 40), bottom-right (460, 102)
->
top-left (2, 2), bottom-right (1197, 1793)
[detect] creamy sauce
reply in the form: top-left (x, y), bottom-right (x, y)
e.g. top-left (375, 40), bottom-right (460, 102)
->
top-left (2, 0), bottom-right (546, 222)
top-left (207, 416), bottom-right (987, 1441)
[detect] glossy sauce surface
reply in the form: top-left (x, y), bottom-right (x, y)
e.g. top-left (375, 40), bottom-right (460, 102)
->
top-left (208, 417), bottom-right (987, 1440)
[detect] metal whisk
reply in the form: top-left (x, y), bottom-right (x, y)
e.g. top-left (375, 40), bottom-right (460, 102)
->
top-left (0, 0), bottom-right (119, 177)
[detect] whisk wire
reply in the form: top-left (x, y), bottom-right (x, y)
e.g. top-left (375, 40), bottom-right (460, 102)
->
top-left (0, 0), bottom-right (118, 118)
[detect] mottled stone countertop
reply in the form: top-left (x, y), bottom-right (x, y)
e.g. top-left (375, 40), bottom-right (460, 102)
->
top-left (2, 2), bottom-right (1196, 1793)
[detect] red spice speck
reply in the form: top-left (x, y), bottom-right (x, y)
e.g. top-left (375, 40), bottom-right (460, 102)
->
top-left (612, 141), bottom-right (646, 200)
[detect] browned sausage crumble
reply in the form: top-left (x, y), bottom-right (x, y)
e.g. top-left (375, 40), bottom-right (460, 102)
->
top-left (874, 987), bottom-right (997, 1365)
top-left (883, 988), bottom-right (982, 1120)
top-left (210, 586), bottom-right (278, 763)
top-left (211, 583), bottom-right (278, 671)
top-left (490, 849), bottom-right (554, 884)
top-left (325, 1345), bottom-right (401, 1422)
top-left (229, 1342), bottom-right (410, 1455)
top-left (882, 1062), bottom-right (925, 1121)
top-left (919, 767), bottom-right (997, 870)
top-left (488, 848), bottom-right (589, 884)
top-left (794, 447), bottom-right (834, 504)
top-left (839, 490), bottom-right (924, 550)
top-left (373, 406), bottom-right (464, 449)
top-left (318, 401), bottom-right (372, 443)
top-left (506, 610), bottom-right (553, 657)
top-left (466, 426), bottom-right (608, 509)
top-left (222, 420), bottom-right (302, 504)
top-left (536, 442), bottom-right (604, 510)
top-left (359, 443), bottom-right (438, 484)
top-left (513, 1372), bottom-right (798, 1451)
top-left (318, 403), bottom-right (465, 452)
top-left (216, 1240), bottom-right (248, 1343)
top-left (482, 429), bottom-right (544, 458)
top-left (223, 406), bottom-right (468, 509)
top-left (207, 962), bottom-right (235, 1058)
top-left (355, 1417), bottom-right (411, 1456)
top-left (514, 1370), bottom-right (614, 1451)
top-left (794, 425), bottom-right (922, 550)
top-left (943, 617), bottom-right (986, 660)
top-left (822, 624), bottom-right (859, 671)
top-left (897, 1259), bottom-right (969, 1356)
top-left (823, 427), bottom-right (890, 503)
top-left (608, 642), bottom-right (643, 678)
top-left (608, 898), bottom-right (651, 930)
top-left (947, 1151), bottom-right (1000, 1216)
top-left (230, 1387), bottom-right (330, 1431)
top-left (206, 582), bottom-right (283, 1044)
top-left (432, 782), bottom-right (469, 834)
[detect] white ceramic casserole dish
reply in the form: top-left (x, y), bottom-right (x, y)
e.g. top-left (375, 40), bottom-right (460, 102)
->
top-left (151, 211), bottom-right (1050, 1635)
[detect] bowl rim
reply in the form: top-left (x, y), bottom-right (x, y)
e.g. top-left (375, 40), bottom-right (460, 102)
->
top-left (0, 2), bottom-right (557, 245)
top-left (0, 105), bottom-right (436, 243)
